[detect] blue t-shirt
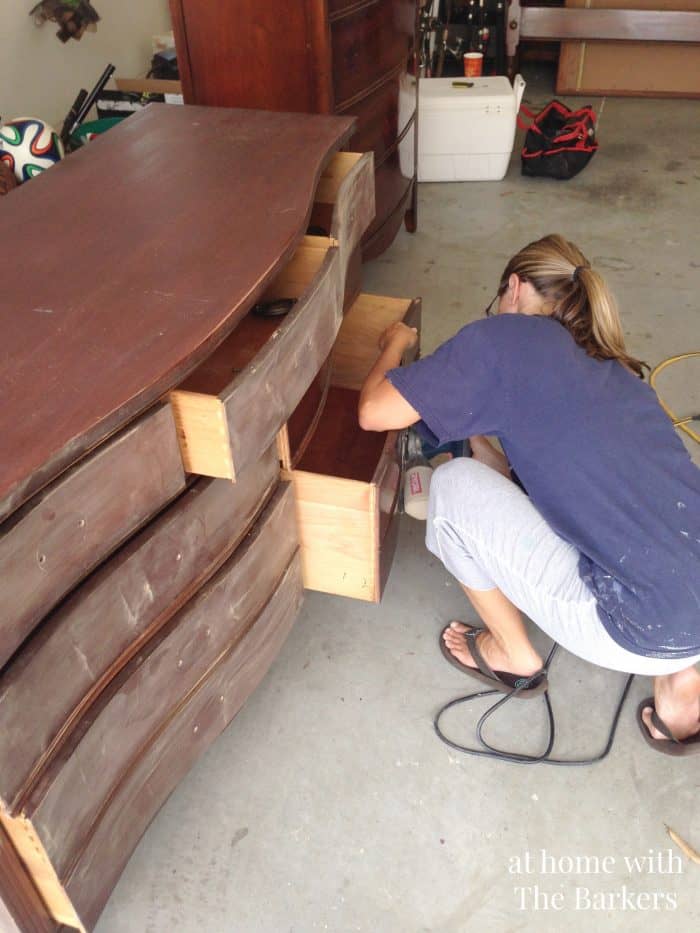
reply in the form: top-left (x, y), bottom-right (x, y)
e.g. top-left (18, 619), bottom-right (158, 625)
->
top-left (387, 314), bottom-right (700, 659)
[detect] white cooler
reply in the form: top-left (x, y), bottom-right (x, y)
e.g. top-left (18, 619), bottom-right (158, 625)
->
top-left (416, 75), bottom-right (526, 182)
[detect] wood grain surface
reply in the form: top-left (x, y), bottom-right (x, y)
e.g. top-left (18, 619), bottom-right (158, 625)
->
top-left (0, 403), bottom-right (186, 672)
top-left (0, 824), bottom-right (60, 933)
top-left (330, 0), bottom-right (416, 110)
top-left (24, 483), bottom-right (299, 883)
top-left (0, 104), bottom-right (354, 521)
top-left (170, 0), bottom-right (334, 113)
top-left (0, 446), bottom-right (280, 814)
top-left (64, 548), bottom-right (303, 929)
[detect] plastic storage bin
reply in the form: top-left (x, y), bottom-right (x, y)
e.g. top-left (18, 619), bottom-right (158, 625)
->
top-left (416, 75), bottom-right (526, 182)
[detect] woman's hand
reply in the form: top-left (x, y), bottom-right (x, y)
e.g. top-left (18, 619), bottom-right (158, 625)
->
top-left (358, 322), bottom-right (421, 432)
top-left (379, 321), bottom-right (418, 353)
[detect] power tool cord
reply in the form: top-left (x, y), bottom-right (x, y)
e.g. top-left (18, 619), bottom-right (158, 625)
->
top-left (433, 643), bottom-right (635, 766)
top-left (649, 352), bottom-right (700, 445)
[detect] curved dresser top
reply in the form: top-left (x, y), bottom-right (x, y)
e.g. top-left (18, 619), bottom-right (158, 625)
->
top-left (0, 105), bottom-right (354, 521)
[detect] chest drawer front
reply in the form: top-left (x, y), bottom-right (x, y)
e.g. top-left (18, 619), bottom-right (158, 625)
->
top-left (0, 446), bottom-right (281, 814)
top-left (169, 237), bottom-right (342, 481)
top-left (0, 403), bottom-right (186, 672)
top-left (331, 0), bottom-right (416, 111)
top-left (65, 548), bottom-right (303, 929)
top-left (23, 483), bottom-right (299, 884)
top-left (340, 71), bottom-right (415, 168)
top-left (66, 549), bottom-right (303, 929)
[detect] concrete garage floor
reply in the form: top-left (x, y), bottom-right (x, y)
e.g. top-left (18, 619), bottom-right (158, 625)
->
top-left (96, 68), bottom-right (700, 933)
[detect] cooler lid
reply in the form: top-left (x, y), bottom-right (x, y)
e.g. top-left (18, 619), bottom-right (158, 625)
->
top-left (418, 76), bottom-right (518, 111)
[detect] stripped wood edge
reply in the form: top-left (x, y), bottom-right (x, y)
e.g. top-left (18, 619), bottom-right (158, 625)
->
top-left (369, 480), bottom-right (380, 602)
top-left (314, 152), bottom-right (364, 204)
top-left (0, 821), bottom-right (59, 933)
top-left (276, 428), bottom-right (291, 468)
top-left (168, 391), bottom-right (234, 479)
top-left (0, 809), bottom-right (84, 932)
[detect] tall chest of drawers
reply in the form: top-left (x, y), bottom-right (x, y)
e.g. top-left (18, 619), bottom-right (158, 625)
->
top-left (169, 0), bottom-right (421, 260)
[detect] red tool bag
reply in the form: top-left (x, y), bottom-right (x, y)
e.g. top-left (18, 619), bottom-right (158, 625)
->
top-left (519, 100), bottom-right (598, 180)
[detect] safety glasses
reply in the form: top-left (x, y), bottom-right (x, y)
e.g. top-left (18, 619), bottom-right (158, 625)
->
top-left (483, 294), bottom-right (499, 317)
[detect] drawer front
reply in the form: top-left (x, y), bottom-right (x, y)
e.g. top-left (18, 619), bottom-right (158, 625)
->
top-left (374, 429), bottom-right (403, 546)
top-left (0, 403), bottom-right (186, 673)
top-left (0, 446), bottom-right (281, 814)
top-left (341, 71), bottom-right (416, 169)
top-left (26, 484), bottom-right (300, 878)
top-left (169, 238), bottom-right (343, 481)
top-left (222, 245), bottom-right (343, 479)
top-left (66, 551), bottom-right (304, 930)
top-left (331, 0), bottom-right (416, 111)
top-left (311, 152), bottom-right (376, 290)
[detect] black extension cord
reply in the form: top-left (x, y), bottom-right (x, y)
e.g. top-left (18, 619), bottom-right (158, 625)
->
top-left (433, 643), bottom-right (636, 766)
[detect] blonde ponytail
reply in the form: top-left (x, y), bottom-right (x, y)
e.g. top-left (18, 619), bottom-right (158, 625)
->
top-left (499, 234), bottom-right (646, 377)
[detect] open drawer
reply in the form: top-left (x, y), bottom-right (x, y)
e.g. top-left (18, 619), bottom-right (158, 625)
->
top-left (309, 150), bottom-right (375, 293)
top-left (168, 235), bottom-right (343, 481)
top-left (282, 292), bottom-right (421, 602)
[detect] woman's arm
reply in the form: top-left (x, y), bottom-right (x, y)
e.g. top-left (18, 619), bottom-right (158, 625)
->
top-left (358, 322), bottom-right (421, 432)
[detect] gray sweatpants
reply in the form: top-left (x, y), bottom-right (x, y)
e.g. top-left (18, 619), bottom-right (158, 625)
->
top-left (425, 457), bottom-right (700, 676)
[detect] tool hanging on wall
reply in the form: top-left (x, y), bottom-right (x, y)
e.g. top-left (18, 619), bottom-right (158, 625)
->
top-left (59, 63), bottom-right (115, 148)
top-left (30, 1), bottom-right (100, 43)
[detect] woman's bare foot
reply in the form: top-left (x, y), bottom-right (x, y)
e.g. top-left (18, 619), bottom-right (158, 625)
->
top-left (642, 667), bottom-right (700, 743)
top-left (469, 435), bottom-right (511, 480)
top-left (442, 621), bottom-right (543, 677)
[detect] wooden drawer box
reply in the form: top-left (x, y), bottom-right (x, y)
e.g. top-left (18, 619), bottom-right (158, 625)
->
top-left (169, 235), bottom-right (343, 481)
top-left (283, 292), bottom-right (421, 602)
top-left (168, 151), bottom-right (375, 483)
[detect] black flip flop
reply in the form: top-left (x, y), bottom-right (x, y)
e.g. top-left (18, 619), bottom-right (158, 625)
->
top-left (636, 697), bottom-right (700, 757)
top-left (439, 623), bottom-right (548, 699)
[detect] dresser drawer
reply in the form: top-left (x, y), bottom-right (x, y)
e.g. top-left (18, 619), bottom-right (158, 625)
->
top-left (331, 0), bottom-right (416, 112)
top-left (283, 292), bottom-right (420, 602)
top-left (0, 446), bottom-right (280, 814)
top-left (309, 150), bottom-right (375, 281)
top-left (0, 403), bottom-right (186, 672)
top-left (169, 235), bottom-right (342, 480)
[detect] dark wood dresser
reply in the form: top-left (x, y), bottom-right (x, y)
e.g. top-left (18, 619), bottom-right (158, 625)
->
top-left (0, 105), bottom-right (419, 931)
top-left (169, 0), bottom-right (421, 260)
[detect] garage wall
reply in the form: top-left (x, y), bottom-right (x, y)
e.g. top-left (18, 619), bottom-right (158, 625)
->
top-left (0, 1), bottom-right (172, 129)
